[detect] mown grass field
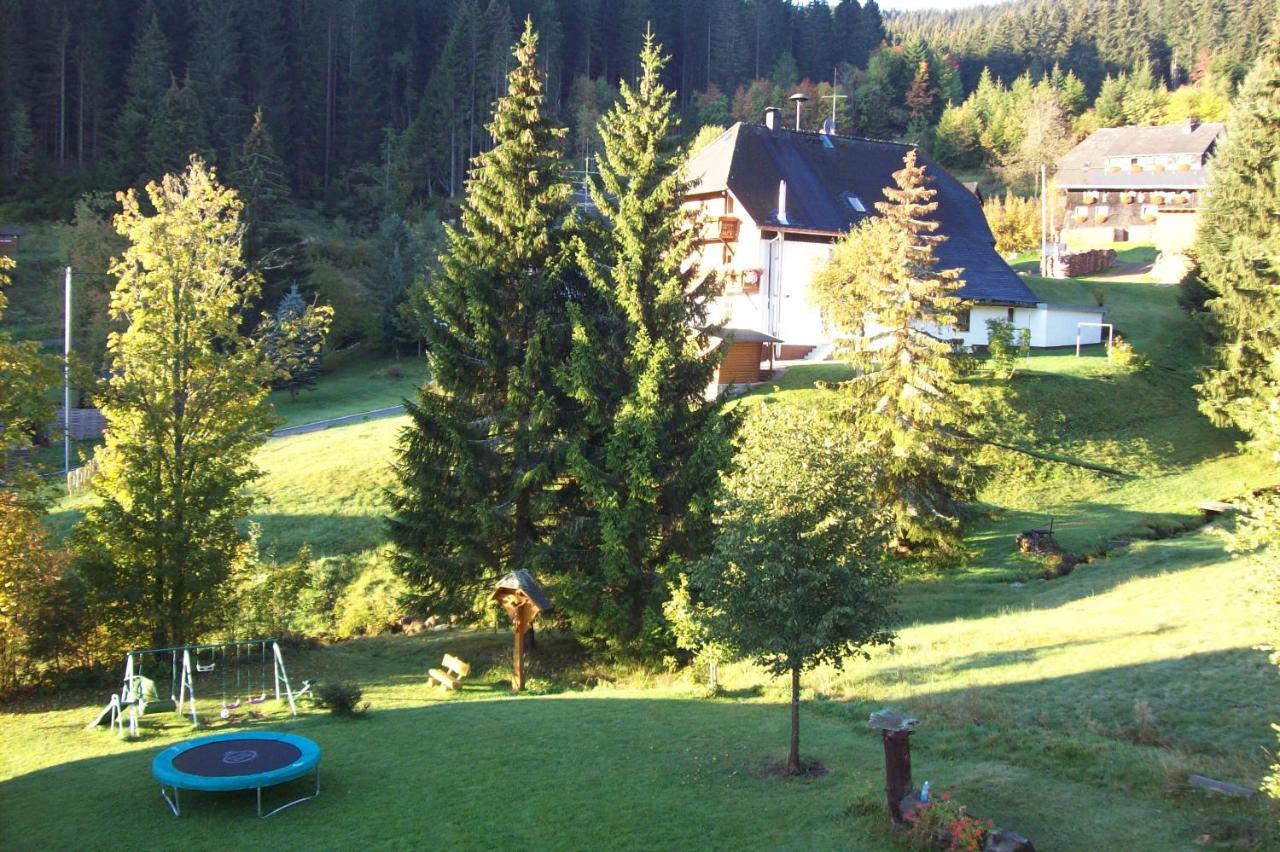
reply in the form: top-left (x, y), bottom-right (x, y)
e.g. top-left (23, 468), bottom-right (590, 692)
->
top-left (9, 262), bottom-right (1278, 849)
top-left (0, 530), bottom-right (1273, 850)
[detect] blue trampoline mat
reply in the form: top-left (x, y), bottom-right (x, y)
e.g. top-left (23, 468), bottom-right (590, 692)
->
top-left (153, 732), bottom-right (320, 792)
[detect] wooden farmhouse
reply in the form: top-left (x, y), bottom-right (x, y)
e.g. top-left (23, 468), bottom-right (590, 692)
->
top-left (1054, 119), bottom-right (1225, 255)
top-left (683, 110), bottom-right (1105, 391)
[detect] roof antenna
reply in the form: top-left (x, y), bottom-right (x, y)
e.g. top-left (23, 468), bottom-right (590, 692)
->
top-left (789, 92), bottom-right (809, 131)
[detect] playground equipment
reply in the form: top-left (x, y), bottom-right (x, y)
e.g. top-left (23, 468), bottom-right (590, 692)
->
top-left (152, 731), bottom-right (321, 818)
top-left (89, 640), bottom-right (298, 738)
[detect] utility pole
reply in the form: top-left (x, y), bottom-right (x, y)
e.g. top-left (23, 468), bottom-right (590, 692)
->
top-left (1040, 164), bottom-right (1049, 276)
top-left (63, 266), bottom-right (72, 475)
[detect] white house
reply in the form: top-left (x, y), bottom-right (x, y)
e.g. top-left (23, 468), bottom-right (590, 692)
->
top-left (683, 112), bottom-right (1106, 367)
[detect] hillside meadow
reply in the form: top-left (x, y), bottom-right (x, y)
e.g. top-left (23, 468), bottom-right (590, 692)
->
top-left (6, 269), bottom-right (1278, 849)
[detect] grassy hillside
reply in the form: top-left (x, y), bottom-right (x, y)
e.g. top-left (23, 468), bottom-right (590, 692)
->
top-left (13, 262), bottom-right (1276, 848)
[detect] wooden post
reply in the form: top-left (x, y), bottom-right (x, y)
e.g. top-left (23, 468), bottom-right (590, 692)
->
top-left (867, 710), bottom-right (919, 825)
top-left (513, 625), bottom-right (525, 692)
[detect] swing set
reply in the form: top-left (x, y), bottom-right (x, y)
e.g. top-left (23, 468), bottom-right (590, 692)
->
top-left (89, 639), bottom-right (299, 739)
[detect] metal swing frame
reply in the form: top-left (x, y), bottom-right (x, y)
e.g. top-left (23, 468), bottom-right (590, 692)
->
top-left (99, 640), bottom-right (297, 739)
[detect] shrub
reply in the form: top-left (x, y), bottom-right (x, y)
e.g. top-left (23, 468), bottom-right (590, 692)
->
top-left (313, 681), bottom-right (368, 716)
top-left (1110, 335), bottom-right (1149, 370)
top-left (903, 792), bottom-right (993, 851)
top-left (333, 554), bottom-right (407, 639)
top-left (985, 318), bottom-right (1031, 379)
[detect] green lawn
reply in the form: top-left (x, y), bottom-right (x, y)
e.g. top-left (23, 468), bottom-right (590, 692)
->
top-left (0, 529), bottom-right (1272, 850)
top-left (267, 351), bottom-right (427, 428)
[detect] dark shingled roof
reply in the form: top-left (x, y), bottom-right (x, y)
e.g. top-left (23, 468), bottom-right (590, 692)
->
top-left (686, 123), bottom-right (1039, 306)
top-left (492, 569), bottom-right (553, 613)
top-left (1055, 121), bottom-right (1225, 190)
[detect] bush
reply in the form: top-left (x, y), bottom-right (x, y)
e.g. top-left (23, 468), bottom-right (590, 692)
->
top-left (313, 681), bottom-right (368, 716)
top-left (985, 318), bottom-right (1031, 379)
top-left (1110, 335), bottom-right (1149, 370)
top-left (904, 792), bottom-right (993, 851)
top-left (333, 554), bottom-right (408, 639)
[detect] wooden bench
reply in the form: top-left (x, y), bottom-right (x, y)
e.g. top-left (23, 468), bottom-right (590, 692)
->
top-left (428, 654), bottom-right (470, 691)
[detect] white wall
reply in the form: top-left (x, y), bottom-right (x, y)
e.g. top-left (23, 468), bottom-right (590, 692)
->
top-left (774, 237), bottom-right (831, 344)
top-left (686, 194), bottom-right (1106, 350)
top-left (1033, 304), bottom-right (1107, 347)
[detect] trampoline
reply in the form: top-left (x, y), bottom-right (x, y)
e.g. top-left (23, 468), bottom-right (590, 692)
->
top-left (152, 731), bottom-right (320, 818)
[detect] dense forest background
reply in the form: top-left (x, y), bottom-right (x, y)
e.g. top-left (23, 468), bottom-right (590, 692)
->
top-left (0, 0), bottom-right (1272, 362)
top-left (0, 0), bottom-right (1273, 220)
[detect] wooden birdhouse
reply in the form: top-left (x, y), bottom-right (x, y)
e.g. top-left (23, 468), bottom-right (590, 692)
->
top-left (491, 569), bottom-right (553, 692)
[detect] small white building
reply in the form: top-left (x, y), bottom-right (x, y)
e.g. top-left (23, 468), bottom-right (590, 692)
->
top-left (683, 115), bottom-right (1105, 358)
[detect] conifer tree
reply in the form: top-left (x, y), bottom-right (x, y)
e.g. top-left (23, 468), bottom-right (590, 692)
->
top-left (189, 0), bottom-right (248, 165)
top-left (73, 158), bottom-right (275, 649)
top-left (389, 21), bottom-right (576, 615)
top-left (1196, 34), bottom-right (1280, 480)
top-left (1193, 35), bottom-right (1280, 799)
top-left (146, 74), bottom-right (210, 178)
top-left (558, 34), bottom-right (734, 657)
top-left (812, 149), bottom-right (977, 556)
top-left (110, 8), bottom-right (171, 182)
top-left (232, 108), bottom-right (296, 302)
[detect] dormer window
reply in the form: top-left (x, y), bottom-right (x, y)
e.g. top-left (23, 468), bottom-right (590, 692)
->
top-left (844, 193), bottom-right (866, 213)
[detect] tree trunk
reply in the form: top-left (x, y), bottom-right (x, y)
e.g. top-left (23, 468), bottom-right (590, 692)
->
top-left (787, 665), bottom-right (802, 775)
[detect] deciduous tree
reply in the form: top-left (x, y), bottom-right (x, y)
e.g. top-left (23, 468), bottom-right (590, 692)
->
top-left (685, 405), bottom-right (898, 775)
top-left (73, 158), bottom-right (275, 649)
top-left (0, 256), bottom-right (57, 499)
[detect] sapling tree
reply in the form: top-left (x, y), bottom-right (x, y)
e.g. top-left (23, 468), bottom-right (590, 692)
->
top-left (687, 404), bottom-right (898, 775)
top-left (258, 284), bottom-right (334, 401)
top-left (985, 318), bottom-right (1031, 379)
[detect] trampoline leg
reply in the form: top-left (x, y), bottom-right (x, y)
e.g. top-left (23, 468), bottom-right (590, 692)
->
top-left (257, 767), bottom-right (321, 819)
top-left (160, 785), bottom-right (180, 817)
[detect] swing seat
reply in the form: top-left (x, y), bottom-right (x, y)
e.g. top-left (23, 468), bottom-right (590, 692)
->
top-left (246, 693), bottom-right (268, 705)
top-left (223, 699), bottom-right (242, 710)
top-left (196, 663), bottom-right (216, 673)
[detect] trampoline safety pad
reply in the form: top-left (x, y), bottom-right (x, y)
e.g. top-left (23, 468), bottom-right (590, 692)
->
top-left (152, 731), bottom-right (320, 818)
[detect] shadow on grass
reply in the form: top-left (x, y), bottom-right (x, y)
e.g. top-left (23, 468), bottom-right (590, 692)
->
top-left (3, 649), bottom-right (1273, 851)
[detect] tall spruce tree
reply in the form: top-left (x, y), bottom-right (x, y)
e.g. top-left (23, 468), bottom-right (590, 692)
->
top-left (389, 21), bottom-right (576, 615)
top-left (232, 108), bottom-right (296, 303)
top-left (1193, 34), bottom-right (1280, 800)
top-left (558, 34), bottom-right (734, 657)
top-left (1196, 34), bottom-right (1280, 466)
top-left (812, 149), bottom-right (978, 557)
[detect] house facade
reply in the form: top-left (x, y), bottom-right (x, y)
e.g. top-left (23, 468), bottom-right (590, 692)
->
top-left (1054, 120), bottom-right (1225, 254)
top-left (683, 115), bottom-right (1105, 363)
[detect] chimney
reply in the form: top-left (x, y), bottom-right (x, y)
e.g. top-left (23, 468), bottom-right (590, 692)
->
top-left (764, 107), bottom-right (781, 131)
top-left (1186, 115), bottom-right (1200, 133)
top-left (777, 180), bottom-right (788, 225)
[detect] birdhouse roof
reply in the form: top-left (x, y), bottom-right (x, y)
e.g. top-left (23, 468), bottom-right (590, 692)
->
top-left (491, 569), bottom-right (553, 613)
